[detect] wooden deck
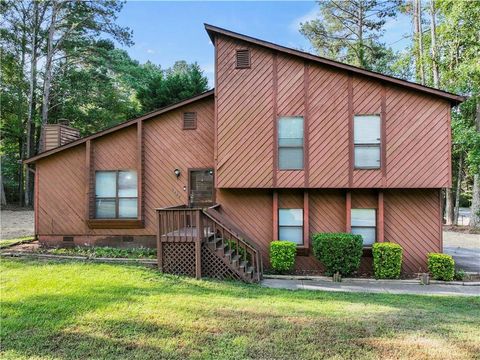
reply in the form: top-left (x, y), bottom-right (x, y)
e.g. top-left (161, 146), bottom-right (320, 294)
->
top-left (161, 227), bottom-right (213, 241)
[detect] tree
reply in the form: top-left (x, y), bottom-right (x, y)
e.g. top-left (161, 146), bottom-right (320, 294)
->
top-left (300, 0), bottom-right (401, 70)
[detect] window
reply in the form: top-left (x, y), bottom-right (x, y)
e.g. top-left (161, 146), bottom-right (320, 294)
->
top-left (354, 115), bottom-right (381, 169)
top-left (183, 112), bottom-right (197, 130)
top-left (279, 209), bottom-right (303, 245)
top-left (351, 209), bottom-right (376, 246)
top-left (235, 49), bottom-right (250, 68)
top-left (95, 170), bottom-right (138, 219)
top-left (278, 116), bottom-right (304, 170)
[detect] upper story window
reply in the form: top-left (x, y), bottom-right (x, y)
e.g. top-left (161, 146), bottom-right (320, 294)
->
top-left (235, 49), bottom-right (250, 68)
top-left (354, 115), bottom-right (381, 169)
top-left (183, 112), bottom-right (197, 130)
top-left (278, 116), bottom-right (304, 170)
top-left (279, 208), bottom-right (303, 245)
top-left (95, 170), bottom-right (137, 219)
top-left (351, 208), bottom-right (376, 246)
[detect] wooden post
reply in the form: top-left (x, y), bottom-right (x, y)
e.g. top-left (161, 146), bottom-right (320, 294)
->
top-left (85, 140), bottom-right (92, 222)
top-left (303, 190), bottom-right (309, 249)
top-left (346, 191), bottom-right (351, 232)
top-left (273, 191), bottom-right (278, 240)
top-left (195, 209), bottom-right (202, 279)
top-left (157, 211), bottom-right (163, 271)
top-left (377, 191), bottom-right (384, 242)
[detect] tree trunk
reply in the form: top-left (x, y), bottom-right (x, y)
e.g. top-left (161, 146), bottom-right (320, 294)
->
top-left (1, 170), bottom-right (7, 206)
top-left (430, 0), bottom-right (439, 88)
top-left (39, 2), bottom-right (58, 152)
top-left (445, 188), bottom-right (454, 225)
top-left (453, 152), bottom-right (463, 225)
top-left (25, 0), bottom-right (39, 207)
top-left (470, 100), bottom-right (480, 227)
top-left (17, 13), bottom-right (27, 207)
top-left (413, 0), bottom-right (425, 85)
top-left (357, 2), bottom-right (364, 68)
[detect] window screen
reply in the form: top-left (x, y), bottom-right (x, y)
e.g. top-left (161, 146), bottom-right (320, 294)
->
top-left (278, 117), bottom-right (304, 170)
top-left (351, 208), bottom-right (376, 246)
top-left (354, 115), bottom-right (381, 169)
top-left (95, 170), bottom-right (138, 219)
top-left (279, 209), bottom-right (303, 245)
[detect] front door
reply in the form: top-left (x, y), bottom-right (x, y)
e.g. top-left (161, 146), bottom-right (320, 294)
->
top-left (189, 169), bottom-right (214, 207)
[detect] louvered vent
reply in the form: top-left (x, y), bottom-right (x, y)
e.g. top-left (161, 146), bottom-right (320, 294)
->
top-left (236, 49), bottom-right (250, 68)
top-left (183, 112), bottom-right (197, 130)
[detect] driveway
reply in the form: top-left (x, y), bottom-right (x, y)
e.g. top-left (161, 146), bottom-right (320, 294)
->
top-left (443, 231), bottom-right (480, 273)
top-left (0, 209), bottom-right (34, 240)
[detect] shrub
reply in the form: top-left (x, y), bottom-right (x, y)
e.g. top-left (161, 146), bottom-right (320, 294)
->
top-left (270, 241), bottom-right (296, 272)
top-left (454, 269), bottom-right (467, 281)
top-left (372, 242), bottom-right (403, 279)
top-left (428, 253), bottom-right (455, 281)
top-left (312, 233), bottom-right (363, 276)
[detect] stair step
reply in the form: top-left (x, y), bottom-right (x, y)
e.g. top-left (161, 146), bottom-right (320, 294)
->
top-left (231, 254), bottom-right (241, 266)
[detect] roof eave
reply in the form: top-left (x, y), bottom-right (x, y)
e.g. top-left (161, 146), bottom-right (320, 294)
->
top-left (204, 24), bottom-right (465, 105)
top-left (24, 89), bottom-right (215, 164)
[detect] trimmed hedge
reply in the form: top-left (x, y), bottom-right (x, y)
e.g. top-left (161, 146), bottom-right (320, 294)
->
top-left (270, 241), bottom-right (296, 272)
top-left (312, 233), bottom-right (363, 276)
top-left (428, 253), bottom-right (455, 281)
top-left (372, 242), bottom-right (403, 279)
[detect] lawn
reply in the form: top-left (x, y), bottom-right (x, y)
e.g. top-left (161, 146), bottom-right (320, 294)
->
top-left (1, 259), bottom-right (479, 360)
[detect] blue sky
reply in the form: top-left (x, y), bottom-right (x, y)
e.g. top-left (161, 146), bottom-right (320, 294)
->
top-left (116, 1), bottom-right (412, 87)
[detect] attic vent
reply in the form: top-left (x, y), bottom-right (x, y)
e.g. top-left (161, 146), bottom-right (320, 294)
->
top-left (236, 49), bottom-right (250, 68)
top-left (63, 236), bottom-right (74, 242)
top-left (183, 112), bottom-right (197, 130)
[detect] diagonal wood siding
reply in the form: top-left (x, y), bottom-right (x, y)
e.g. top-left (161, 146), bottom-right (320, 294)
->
top-left (214, 35), bottom-right (451, 189)
top-left (384, 189), bottom-right (442, 273)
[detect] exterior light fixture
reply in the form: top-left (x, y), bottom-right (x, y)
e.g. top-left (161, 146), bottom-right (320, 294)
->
top-left (174, 168), bottom-right (181, 178)
top-left (209, 170), bottom-right (213, 176)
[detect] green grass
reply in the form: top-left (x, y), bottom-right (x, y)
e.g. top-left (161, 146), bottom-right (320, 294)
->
top-left (0, 237), bottom-right (34, 249)
top-left (1, 259), bottom-right (479, 360)
top-left (42, 246), bottom-right (157, 259)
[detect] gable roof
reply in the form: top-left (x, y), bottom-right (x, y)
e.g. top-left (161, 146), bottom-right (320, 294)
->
top-left (205, 24), bottom-right (465, 105)
top-left (24, 90), bottom-right (214, 164)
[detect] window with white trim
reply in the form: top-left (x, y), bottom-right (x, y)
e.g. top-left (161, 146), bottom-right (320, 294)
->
top-left (278, 116), bottom-right (304, 170)
top-left (95, 170), bottom-right (138, 219)
top-left (351, 208), bottom-right (376, 246)
top-left (354, 115), bottom-right (381, 169)
top-left (278, 208), bottom-right (303, 245)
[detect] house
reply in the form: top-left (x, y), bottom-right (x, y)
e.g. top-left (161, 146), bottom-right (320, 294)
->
top-left (25, 24), bottom-right (464, 282)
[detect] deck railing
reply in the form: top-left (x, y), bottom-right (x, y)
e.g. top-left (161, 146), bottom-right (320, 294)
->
top-left (156, 205), bottom-right (262, 282)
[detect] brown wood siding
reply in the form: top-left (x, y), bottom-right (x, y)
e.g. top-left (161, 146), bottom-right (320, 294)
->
top-left (215, 35), bottom-right (451, 189)
top-left (278, 190), bottom-right (303, 209)
top-left (384, 189), bottom-right (442, 273)
top-left (38, 145), bottom-right (86, 235)
top-left (351, 190), bottom-right (378, 209)
top-left (37, 97), bottom-right (214, 237)
top-left (93, 127), bottom-right (137, 170)
top-left (216, 189), bottom-right (273, 263)
top-left (216, 35), bottom-right (274, 188)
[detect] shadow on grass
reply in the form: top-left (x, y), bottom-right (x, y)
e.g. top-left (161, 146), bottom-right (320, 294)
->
top-left (1, 259), bottom-right (479, 359)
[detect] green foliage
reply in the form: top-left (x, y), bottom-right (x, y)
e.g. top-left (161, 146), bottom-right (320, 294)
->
top-left (372, 242), bottom-right (403, 279)
top-left (454, 269), bottom-right (467, 281)
top-left (46, 246), bottom-right (156, 259)
top-left (311, 233), bottom-right (363, 276)
top-left (269, 241), bottom-right (296, 272)
top-left (428, 253), bottom-right (455, 281)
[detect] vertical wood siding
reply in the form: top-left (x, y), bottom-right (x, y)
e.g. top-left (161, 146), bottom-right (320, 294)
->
top-left (215, 35), bottom-right (451, 189)
top-left (384, 189), bottom-right (442, 273)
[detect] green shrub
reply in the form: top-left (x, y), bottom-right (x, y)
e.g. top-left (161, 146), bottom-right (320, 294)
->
top-left (312, 233), bottom-right (363, 276)
top-left (270, 241), bottom-right (296, 272)
top-left (428, 253), bottom-right (455, 281)
top-left (454, 269), bottom-right (467, 281)
top-left (372, 242), bottom-right (403, 279)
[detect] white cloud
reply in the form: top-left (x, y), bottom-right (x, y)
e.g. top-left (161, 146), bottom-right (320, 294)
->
top-left (146, 48), bottom-right (156, 54)
top-left (289, 6), bottom-right (318, 32)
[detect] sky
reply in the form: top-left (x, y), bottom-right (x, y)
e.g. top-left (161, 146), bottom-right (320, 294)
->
top-left (115, 1), bottom-right (412, 87)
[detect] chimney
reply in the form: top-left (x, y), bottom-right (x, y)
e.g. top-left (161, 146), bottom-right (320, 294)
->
top-left (43, 120), bottom-right (80, 152)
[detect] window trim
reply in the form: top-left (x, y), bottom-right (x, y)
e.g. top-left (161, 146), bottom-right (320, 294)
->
top-left (94, 169), bottom-right (138, 219)
top-left (277, 116), bottom-right (304, 171)
top-left (353, 114), bottom-right (382, 170)
top-left (278, 208), bottom-right (304, 246)
top-left (351, 208), bottom-right (377, 247)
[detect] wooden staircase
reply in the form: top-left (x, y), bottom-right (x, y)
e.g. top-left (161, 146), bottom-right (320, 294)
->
top-left (156, 205), bottom-right (262, 283)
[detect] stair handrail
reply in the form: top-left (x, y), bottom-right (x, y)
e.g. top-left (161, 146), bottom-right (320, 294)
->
top-left (202, 207), bottom-right (263, 279)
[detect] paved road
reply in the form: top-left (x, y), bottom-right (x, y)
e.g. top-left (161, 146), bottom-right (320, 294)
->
top-left (262, 278), bottom-right (480, 296)
top-left (443, 231), bottom-right (480, 273)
